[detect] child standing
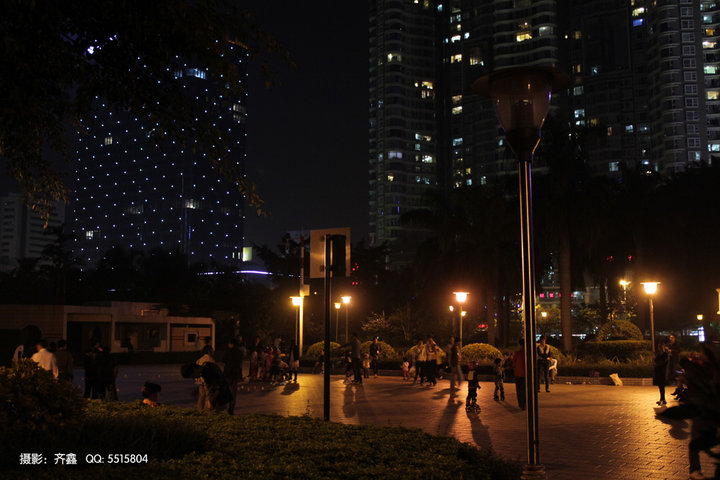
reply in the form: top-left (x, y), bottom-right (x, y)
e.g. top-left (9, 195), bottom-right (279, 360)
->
top-left (493, 357), bottom-right (505, 401)
top-left (362, 353), bottom-right (371, 379)
top-left (466, 361), bottom-right (481, 410)
top-left (401, 360), bottom-right (410, 380)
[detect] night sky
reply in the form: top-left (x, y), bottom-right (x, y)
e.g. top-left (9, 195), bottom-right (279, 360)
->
top-left (245, 3), bottom-right (369, 248)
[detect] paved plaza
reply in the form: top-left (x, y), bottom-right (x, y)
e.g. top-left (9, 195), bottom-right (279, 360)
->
top-left (74, 365), bottom-right (716, 479)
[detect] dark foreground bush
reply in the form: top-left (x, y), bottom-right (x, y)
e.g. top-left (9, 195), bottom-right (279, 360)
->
top-left (8, 403), bottom-right (520, 480)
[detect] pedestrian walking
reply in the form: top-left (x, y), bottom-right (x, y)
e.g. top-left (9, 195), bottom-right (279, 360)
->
top-left (493, 357), bottom-right (505, 401)
top-left (340, 333), bottom-right (363, 384)
top-left (369, 338), bottom-right (382, 377)
top-left (288, 342), bottom-right (300, 382)
top-left (413, 339), bottom-right (426, 385)
top-left (31, 339), bottom-right (58, 379)
top-left (448, 336), bottom-right (463, 391)
top-left (362, 353), bottom-right (371, 379)
top-left (196, 345), bottom-right (215, 409)
top-left (537, 335), bottom-right (551, 393)
top-left (425, 336), bottom-right (438, 386)
top-left (653, 341), bottom-right (669, 406)
top-left (666, 334), bottom-right (681, 386)
top-left (223, 338), bottom-right (244, 414)
top-left (54, 339), bottom-right (74, 383)
top-left (512, 339), bottom-right (526, 410)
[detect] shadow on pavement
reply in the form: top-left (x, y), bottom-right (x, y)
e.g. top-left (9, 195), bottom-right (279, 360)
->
top-left (436, 394), bottom-right (463, 436)
top-left (281, 382), bottom-right (300, 395)
top-left (655, 414), bottom-right (690, 441)
top-left (466, 409), bottom-right (493, 452)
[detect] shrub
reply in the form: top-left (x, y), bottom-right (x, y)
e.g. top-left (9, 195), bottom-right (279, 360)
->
top-left (461, 343), bottom-right (503, 365)
top-left (404, 345), bottom-right (447, 363)
top-left (360, 341), bottom-right (398, 360)
top-left (304, 341), bottom-right (341, 360)
top-left (595, 320), bottom-right (643, 341)
top-left (577, 340), bottom-right (651, 361)
top-left (7, 404), bottom-right (521, 479)
top-left (539, 343), bottom-right (563, 359)
top-left (0, 360), bottom-right (85, 466)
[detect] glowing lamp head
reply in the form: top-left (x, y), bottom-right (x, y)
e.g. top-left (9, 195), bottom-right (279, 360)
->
top-left (461, 311), bottom-right (467, 317)
top-left (641, 282), bottom-right (659, 295)
top-left (290, 296), bottom-right (302, 307)
top-left (449, 305), bottom-right (454, 312)
top-left (619, 279), bottom-right (630, 287)
top-left (334, 302), bottom-right (341, 310)
top-left (541, 311), bottom-right (548, 318)
top-left (341, 296), bottom-right (351, 305)
top-left (453, 291), bottom-right (469, 303)
top-left (697, 314), bottom-right (704, 321)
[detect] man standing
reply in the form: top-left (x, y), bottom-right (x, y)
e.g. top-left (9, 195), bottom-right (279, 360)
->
top-left (196, 345), bottom-right (215, 409)
top-left (54, 340), bottom-right (74, 383)
top-left (223, 338), bottom-right (243, 414)
top-left (31, 339), bottom-right (58, 379)
top-left (369, 337), bottom-right (382, 377)
top-left (342, 333), bottom-right (362, 384)
top-left (512, 339), bottom-right (526, 410)
top-left (536, 335), bottom-right (551, 393)
top-left (667, 334), bottom-right (681, 385)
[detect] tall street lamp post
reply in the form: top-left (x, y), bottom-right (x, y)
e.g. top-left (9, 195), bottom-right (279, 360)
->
top-left (641, 282), bottom-right (660, 352)
top-left (341, 296), bottom-right (352, 343)
top-left (334, 302), bottom-right (341, 342)
top-left (474, 66), bottom-right (568, 480)
top-left (290, 296), bottom-right (302, 345)
top-left (453, 291), bottom-right (469, 345)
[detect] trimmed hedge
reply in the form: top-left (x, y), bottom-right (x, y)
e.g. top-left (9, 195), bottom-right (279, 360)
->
top-left (577, 340), bottom-right (652, 361)
top-left (461, 343), bottom-right (503, 365)
top-left (360, 341), bottom-right (398, 360)
top-left (554, 364), bottom-right (653, 378)
top-left (7, 403), bottom-right (521, 479)
top-left (0, 360), bottom-right (85, 466)
top-left (595, 320), bottom-right (643, 341)
top-left (304, 341), bottom-right (341, 361)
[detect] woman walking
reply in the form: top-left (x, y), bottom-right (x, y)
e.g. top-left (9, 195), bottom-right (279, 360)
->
top-left (653, 341), bottom-right (669, 406)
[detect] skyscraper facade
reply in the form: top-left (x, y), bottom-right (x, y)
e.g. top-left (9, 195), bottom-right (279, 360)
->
top-left (369, 0), bottom-right (719, 263)
top-left (71, 50), bottom-right (248, 268)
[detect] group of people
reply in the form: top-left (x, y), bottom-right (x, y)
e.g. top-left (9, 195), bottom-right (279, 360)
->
top-left (14, 338), bottom-right (74, 383)
top-left (510, 336), bottom-right (558, 410)
top-left (408, 335), bottom-right (441, 386)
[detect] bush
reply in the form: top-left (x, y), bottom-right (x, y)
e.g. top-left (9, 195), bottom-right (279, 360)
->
top-left (595, 320), bottom-right (643, 341)
top-left (7, 404), bottom-right (521, 479)
top-left (577, 340), bottom-right (652, 361)
top-left (0, 360), bottom-right (85, 466)
top-left (304, 341), bottom-right (341, 360)
top-left (404, 345), bottom-right (447, 363)
top-left (360, 341), bottom-right (398, 360)
top-left (461, 343), bottom-right (503, 365)
top-left (539, 343), bottom-right (563, 359)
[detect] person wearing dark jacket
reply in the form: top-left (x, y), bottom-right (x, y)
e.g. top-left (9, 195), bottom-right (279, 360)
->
top-left (223, 338), bottom-right (244, 414)
top-left (288, 342), bottom-right (300, 382)
top-left (653, 341), bottom-right (669, 406)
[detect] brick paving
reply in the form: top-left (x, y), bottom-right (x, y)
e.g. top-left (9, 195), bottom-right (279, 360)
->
top-left (76, 366), bottom-right (717, 479)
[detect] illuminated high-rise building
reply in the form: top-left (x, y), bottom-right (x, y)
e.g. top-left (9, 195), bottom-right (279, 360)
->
top-left (71, 50), bottom-right (248, 268)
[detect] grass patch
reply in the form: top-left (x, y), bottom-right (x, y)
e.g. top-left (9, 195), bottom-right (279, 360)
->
top-left (8, 403), bottom-right (520, 480)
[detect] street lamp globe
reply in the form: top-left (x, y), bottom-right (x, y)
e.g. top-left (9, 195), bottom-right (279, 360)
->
top-left (453, 291), bottom-right (469, 303)
top-left (641, 282), bottom-right (659, 295)
top-left (334, 302), bottom-right (341, 310)
top-left (449, 305), bottom-right (454, 312)
top-left (291, 296), bottom-right (302, 307)
top-left (341, 296), bottom-right (352, 305)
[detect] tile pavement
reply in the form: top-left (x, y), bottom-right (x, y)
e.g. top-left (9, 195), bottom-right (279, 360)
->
top-left (75, 366), bottom-right (717, 479)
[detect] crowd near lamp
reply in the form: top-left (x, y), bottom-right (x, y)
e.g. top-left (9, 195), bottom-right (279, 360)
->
top-left (453, 291), bottom-right (469, 345)
top-left (473, 66), bottom-right (568, 480)
top-left (290, 296), bottom-right (302, 344)
top-left (334, 302), bottom-right (342, 342)
top-left (641, 282), bottom-right (660, 352)
top-left (341, 296), bottom-right (352, 342)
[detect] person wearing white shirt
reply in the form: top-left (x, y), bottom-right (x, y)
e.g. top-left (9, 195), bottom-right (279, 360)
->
top-left (31, 339), bottom-right (59, 379)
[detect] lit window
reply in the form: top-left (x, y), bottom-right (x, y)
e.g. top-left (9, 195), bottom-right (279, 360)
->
top-left (703, 41), bottom-right (717, 49)
top-left (387, 53), bottom-right (402, 62)
top-left (452, 138), bottom-right (463, 146)
top-left (186, 68), bottom-right (206, 79)
top-left (574, 30), bottom-right (582, 39)
top-left (452, 95), bottom-right (462, 105)
top-left (466, 179), bottom-right (472, 186)
top-left (708, 90), bottom-right (719, 100)
top-left (451, 35), bottom-right (461, 43)
top-left (450, 54), bottom-right (462, 63)
top-left (452, 106), bottom-right (463, 115)
top-left (632, 7), bottom-right (645, 16)
top-left (573, 85), bottom-right (584, 96)
top-left (388, 151), bottom-right (403, 159)
top-left (421, 81), bottom-right (434, 89)
top-left (242, 246), bottom-right (253, 262)
top-left (104, 136), bottom-right (113, 145)
top-left (705, 65), bottom-right (717, 74)
top-left (387, 174), bottom-right (394, 182)
top-left (539, 26), bottom-right (552, 36)
top-left (609, 162), bottom-right (620, 172)
top-left (469, 57), bottom-right (483, 66)
top-left (633, 18), bottom-right (644, 27)
top-left (706, 28), bottom-right (716, 36)
top-left (422, 155), bottom-right (433, 163)
top-left (185, 199), bottom-right (199, 209)
top-left (516, 31), bottom-right (532, 42)
top-left (625, 124), bottom-right (634, 133)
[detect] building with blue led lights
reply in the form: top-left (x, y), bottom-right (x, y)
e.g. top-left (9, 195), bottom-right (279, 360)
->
top-left (71, 50), bottom-right (248, 269)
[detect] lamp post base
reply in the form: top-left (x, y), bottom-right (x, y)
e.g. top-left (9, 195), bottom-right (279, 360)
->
top-left (521, 464), bottom-right (546, 480)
